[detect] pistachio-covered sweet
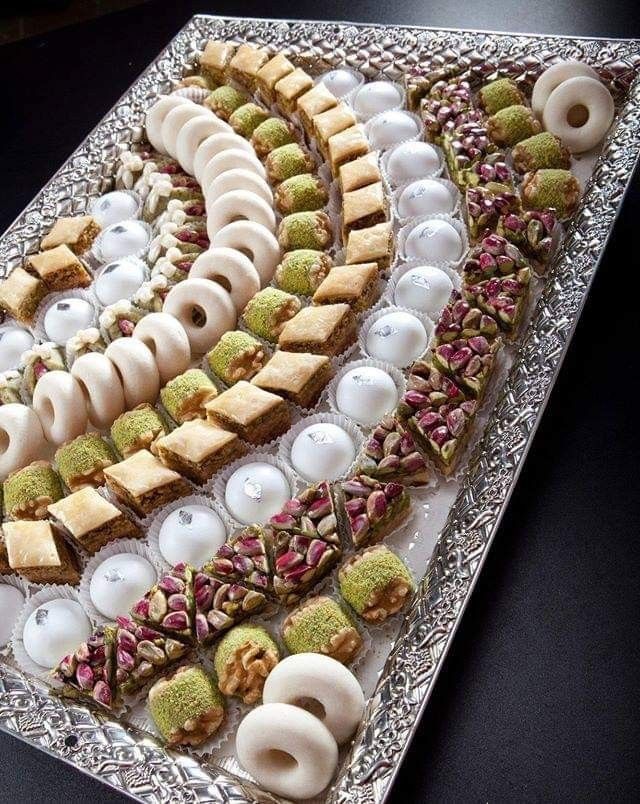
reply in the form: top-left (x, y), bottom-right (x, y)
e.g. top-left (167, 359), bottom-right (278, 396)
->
top-left (338, 545), bottom-right (414, 623)
top-left (521, 169), bottom-right (580, 219)
top-left (430, 292), bottom-right (500, 344)
top-left (465, 183), bottom-right (521, 241)
top-left (511, 131), bottom-right (571, 173)
top-left (265, 143), bottom-right (316, 183)
top-left (431, 332), bottom-right (500, 398)
top-left (110, 403), bottom-right (167, 457)
top-left (229, 102), bottom-right (270, 138)
top-left (54, 626), bottom-right (116, 709)
top-left (443, 123), bottom-right (500, 187)
top-left (420, 78), bottom-right (482, 144)
top-left (205, 85), bottom-right (249, 120)
top-left (193, 571), bottom-right (268, 644)
top-left (131, 563), bottom-right (195, 640)
top-left (251, 117), bottom-right (297, 158)
top-left (282, 596), bottom-right (363, 664)
top-left (496, 208), bottom-right (558, 267)
top-left (277, 211), bottom-right (333, 251)
top-left (462, 153), bottom-right (513, 190)
top-left (206, 331), bottom-right (267, 385)
top-left (214, 624), bottom-right (279, 704)
top-left (160, 369), bottom-right (218, 423)
top-left (55, 434), bottom-right (117, 491)
top-left (356, 415), bottom-right (431, 486)
top-left (242, 287), bottom-right (301, 343)
top-left (205, 525), bottom-right (272, 593)
top-left (477, 78), bottom-right (525, 115)
top-left (3, 461), bottom-right (63, 519)
top-left (274, 250), bottom-right (333, 296)
top-left (336, 475), bottom-right (411, 548)
top-left (274, 174), bottom-right (328, 215)
top-left (486, 105), bottom-right (542, 147)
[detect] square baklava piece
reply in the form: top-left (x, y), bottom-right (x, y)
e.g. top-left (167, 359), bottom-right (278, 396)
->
top-left (251, 351), bottom-right (333, 408)
top-left (227, 43), bottom-right (269, 90)
top-left (312, 263), bottom-right (380, 312)
top-left (205, 381), bottom-right (291, 445)
top-left (153, 419), bottom-right (246, 484)
top-left (339, 150), bottom-right (382, 193)
top-left (275, 68), bottom-right (314, 116)
top-left (313, 104), bottom-right (357, 158)
top-left (26, 244), bottom-right (92, 291)
top-left (297, 83), bottom-right (338, 135)
top-left (0, 267), bottom-right (47, 325)
top-left (41, 215), bottom-right (101, 255)
top-left (342, 182), bottom-right (387, 240)
top-left (257, 53), bottom-right (295, 105)
top-left (1, 520), bottom-right (80, 585)
top-left (200, 40), bottom-right (236, 85)
top-left (277, 303), bottom-right (357, 357)
top-left (345, 221), bottom-right (394, 271)
top-left (328, 125), bottom-right (370, 177)
top-left (103, 449), bottom-right (191, 518)
top-left (48, 486), bottom-right (142, 554)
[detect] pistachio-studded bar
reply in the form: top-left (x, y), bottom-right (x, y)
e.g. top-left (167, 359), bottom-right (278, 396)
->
top-left (193, 570), bottom-right (268, 644)
top-left (205, 524), bottom-right (273, 594)
top-left (355, 414), bottom-right (432, 486)
top-left (335, 475), bottom-right (411, 549)
top-left (130, 562), bottom-right (196, 642)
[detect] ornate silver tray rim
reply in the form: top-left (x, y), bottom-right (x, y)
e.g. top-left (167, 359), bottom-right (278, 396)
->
top-left (1, 14), bottom-right (640, 804)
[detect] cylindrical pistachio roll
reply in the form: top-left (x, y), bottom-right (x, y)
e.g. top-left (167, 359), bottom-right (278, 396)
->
top-left (274, 250), bottom-right (333, 296)
top-left (251, 118), bottom-right (297, 158)
top-left (521, 168), bottom-right (581, 219)
top-left (110, 403), bottom-right (167, 457)
top-left (213, 624), bottom-right (279, 704)
top-left (486, 105), bottom-right (542, 147)
top-left (160, 368), bottom-right (218, 423)
top-left (3, 461), bottom-right (63, 519)
top-left (282, 595), bottom-right (363, 664)
top-left (204, 85), bottom-right (249, 120)
top-left (477, 77), bottom-right (525, 115)
top-left (265, 143), bottom-right (316, 183)
top-left (229, 103), bottom-right (270, 138)
top-left (242, 287), bottom-right (302, 343)
top-left (206, 331), bottom-right (268, 385)
top-left (277, 211), bottom-right (333, 251)
top-left (274, 174), bottom-right (329, 215)
top-left (55, 434), bottom-right (116, 492)
top-left (511, 131), bottom-right (571, 173)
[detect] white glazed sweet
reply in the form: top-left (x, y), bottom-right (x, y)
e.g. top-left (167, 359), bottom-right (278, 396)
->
top-left (394, 265), bottom-right (454, 318)
top-left (0, 404), bottom-right (46, 480)
top-left (145, 96), bottom-right (192, 154)
top-left (0, 584), bottom-right (25, 648)
top-left (90, 191), bottom-right (140, 228)
top-left (289, 422), bottom-right (355, 482)
top-left (193, 133), bottom-right (254, 184)
top-left (89, 553), bottom-right (157, 620)
top-left (206, 189), bottom-right (277, 241)
top-left (96, 220), bottom-right (151, 262)
top-left (160, 103), bottom-right (211, 160)
top-left (236, 702), bottom-right (339, 800)
top-left (365, 311), bottom-right (429, 368)
top-left (43, 297), bottom-right (95, 344)
top-left (22, 598), bottom-right (92, 669)
top-left (404, 219), bottom-right (463, 263)
top-left (94, 257), bottom-right (148, 306)
top-left (207, 169), bottom-right (273, 206)
top-left (176, 114), bottom-right (230, 175)
top-left (318, 68), bottom-right (362, 98)
top-left (224, 461), bottom-right (291, 525)
top-left (71, 352), bottom-right (126, 430)
top-left (162, 278), bottom-right (236, 356)
top-left (335, 366), bottom-right (398, 427)
top-left (397, 179), bottom-right (456, 218)
top-left (366, 110), bottom-right (420, 149)
top-left (200, 148), bottom-right (267, 193)
top-left (33, 371), bottom-right (88, 445)
top-left (542, 76), bottom-right (614, 153)
top-left (386, 141), bottom-right (441, 185)
top-left (190, 248), bottom-right (261, 313)
top-left (352, 81), bottom-right (403, 119)
top-left (531, 59), bottom-right (600, 117)
top-left (104, 338), bottom-right (160, 408)
top-left (212, 221), bottom-right (281, 286)
top-left (157, 504), bottom-right (227, 567)
top-left (132, 312), bottom-right (191, 383)
top-left (0, 326), bottom-right (34, 372)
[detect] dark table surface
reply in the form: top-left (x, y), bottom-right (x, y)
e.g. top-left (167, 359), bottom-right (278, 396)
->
top-left (1, 1), bottom-right (639, 801)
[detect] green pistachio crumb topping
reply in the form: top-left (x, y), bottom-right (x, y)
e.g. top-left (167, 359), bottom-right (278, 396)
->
top-left (55, 435), bottom-right (116, 488)
top-left (205, 85), bottom-right (248, 119)
top-left (242, 288), bottom-right (300, 342)
top-left (277, 211), bottom-right (333, 251)
top-left (110, 404), bottom-right (166, 456)
top-left (229, 103), bottom-right (270, 138)
top-left (512, 132), bottom-right (570, 171)
top-left (213, 625), bottom-right (279, 683)
top-left (487, 104), bottom-right (540, 147)
top-left (522, 168), bottom-right (580, 217)
top-left (338, 545), bottom-right (414, 614)
top-left (206, 331), bottom-right (264, 384)
top-left (479, 78), bottom-right (524, 114)
top-left (265, 144), bottom-right (315, 182)
top-left (283, 596), bottom-right (356, 654)
top-left (274, 250), bottom-right (333, 295)
top-left (275, 174), bottom-right (328, 214)
top-left (160, 369), bottom-right (215, 421)
top-left (251, 118), bottom-right (296, 156)
top-left (3, 463), bottom-right (63, 517)
top-left (148, 666), bottom-right (224, 741)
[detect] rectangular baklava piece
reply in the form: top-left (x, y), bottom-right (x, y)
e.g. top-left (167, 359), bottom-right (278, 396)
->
top-left (339, 150), bottom-right (382, 193)
top-left (345, 221), bottom-right (395, 271)
top-left (0, 267), bottom-right (47, 325)
top-left (342, 181), bottom-right (387, 239)
top-left (227, 43), bottom-right (270, 90)
top-left (26, 244), bottom-right (92, 291)
top-left (275, 68), bottom-right (314, 116)
top-left (277, 303), bottom-right (357, 357)
top-left (313, 104), bottom-right (358, 157)
top-left (257, 53), bottom-right (295, 105)
top-left (103, 449), bottom-right (191, 517)
top-left (153, 419), bottom-right (246, 484)
top-left (200, 40), bottom-right (236, 85)
top-left (41, 215), bottom-right (101, 255)
top-left (312, 263), bottom-right (380, 312)
top-left (48, 486), bottom-right (142, 554)
top-left (327, 125), bottom-right (370, 176)
top-left (297, 83), bottom-right (338, 134)
top-left (206, 381), bottom-right (291, 445)
top-left (251, 351), bottom-right (333, 409)
top-left (1, 520), bottom-right (80, 585)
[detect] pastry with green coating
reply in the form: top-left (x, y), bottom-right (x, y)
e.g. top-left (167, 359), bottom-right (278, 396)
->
top-left (486, 105), bottom-right (542, 147)
top-left (512, 131), bottom-right (571, 174)
top-left (477, 77), bottom-right (525, 115)
top-left (110, 403), bottom-right (167, 458)
top-left (242, 288), bottom-right (302, 343)
top-left (521, 168), bottom-right (580, 219)
top-left (277, 211), bottom-right (333, 252)
top-left (228, 103), bottom-right (270, 138)
top-left (148, 665), bottom-right (225, 747)
top-left (338, 544), bottom-right (414, 623)
top-left (275, 250), bottom-right (333, 296)
top-left (265, 143), bottom-right (316, 183)
top-left (206, 331), bottom-right (268, 385)
top-left (160, 369), bottom-right (218, 423)
top-left (3, 461), bottom-right (63, 520)
top-left (274, 174), bottom-right (328, 215)
top-left (282, 595), bottom-right (363, 665)
top-left (250, 118), bottom-right (297, 158)
top-left (55, 434), bottom-right (117, 492)
top-left (204, 85), bottom-right (249, 121)
top-left (213, 624), bottom-right (279, 704)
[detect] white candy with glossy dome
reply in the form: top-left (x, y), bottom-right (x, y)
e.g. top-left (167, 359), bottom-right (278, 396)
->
top-left (160, 103), bottom-right (210, 160)
top-left (91, 191), bottom-right (140, 228)
top-left (318, 68), bottom-right (362, 98)
top-left (386, 141), bottom-right (440, 185)
top-left (206, 189), bottom-right (277, 241)
top-left (89, 553), bottom-right (157, 620)
top-left (290, 422), bottom-right (355, 482)
top-left (145, 95), bottom-right (192, 154)
top-left (0, 584), bottom-right (25, 648)
top-left (97, 220), bottom-right (151, 262)
top-left (531, 59), bottom-right (600, 117)
top-left (0, 404), bottom-right (46, 480)
top-left (366, 110), bottom-right (420, 149)
top-left (193, 133), bottom-right (254, 183)
top-left (404, 218), bottom-right (463, 263)
top-left (0, 326), bottom-right (34, 372)
top-left (397, 179), bottom-right (455, 218)
top-left (394, 265), bottom-right (454, 318)
top-left (22, 598), bottom-right (92, 669)
top-left (176, 114), bottom-right (230, 175)
top-left (225, 461), bottom-right (291, 525)
top-left (95, 257), bottom-right (147, 306)
top-left (43, 297), bottom-right (95, 344)
top-left (158, 504), bottom-right (227, 567)
top-left (365, 311), bottom-right (429, 368)
top-left (353, 80), bottom-right (403, 119)
top-left (336, 366), bottom-right (398, 427)
top-left (236, 702), bottom-right (339, 799)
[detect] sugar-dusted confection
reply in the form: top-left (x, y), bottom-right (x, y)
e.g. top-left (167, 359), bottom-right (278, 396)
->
top-left (110, 404), bottom-right (167, 458)
top-left (214, 624), bottom-right (279, 704)
top-left (19, 342), bottom-right (65, 397)
top-left (227, 43), bottom-right (269, 90)
top-left (478, 77), bottom-right (525, 115)
top-left (26, 245), bottom-right (92, 291)
top-left (228, 102), bottom-right (270, 138)
top-left (282, 595), bottom-right (362, 664)
top-left (154, 419), bottom-right (246, 484)
top-left (251, 117), bottom-right (297, 158)
top-left (335, 474), bottom-right (410, 548)
top-left (242, 287), bottom-right (301, 343)
top-left (193, 569), bottom-right (268, 644)
top-left (205, 380), bottom-right (291, 446)
top-left (41, 215), bottom-right (101, 255)
top-left (256, 53), bottom-right (295, 104)
top-left (496, 208), bottom-right (558, 268)
top-left (277, 211), bottom-right (333, 251)
top-left (0, 267), bottom-right (47, 325)
top-left (53, 626), bottom-right (116, 709)
top-left (521, 168), bottom-right (581, 219)
top-left (487, 105), bottom-right (542, 147)
top-left (94, 254), bottom-right (148, 306)
top-left (465, 183), bottom-right (521, 241)
top-left (313, 103), bottom-right (357, 157)
top-left (352, 80), bottom-right (403, 119)
top-left (274, 174), bottom-right (328, 215)
top-left (200, 41), bottom-right (236, 85)
top-left (131, 562), bottom-right (195, 640)
top-left (48, 486), bottom-right (141, 554)
top-left (275, 68), bottom-right (314, 116)
top-left (356, 414), bottom-right (431, 486)
top-left (22, 598), bottom-right (91, 670)
top-left (0, 370), bottom-right (21, 405)
top-left (3, 461), bottom-right (63, 520)
top-left (278, 303), bottom-right (356, 357)
top-left (205, 84), bottom-right (249, 121)
top-left (54, 434), bottom-right (116, 492)
top-left (338, 365), bottom-right (397, 428)
top-left (274, 249), bottom-right (333, 296)
top-left (93, 551), bottom-right (154, 618)
top-left (224, 459), bottom-right (292, 523)
top-left (265, 143), bottom-right (316, 184)
top-left (297, 83), bottom-right (338, 134)
top-left (342, 181), bottom-right (387, 238)
top-left (339, 150), bottom-right (381, 193)
top-left (206, 331), bottom-right (267, 385)
top-left (367, 109), bottom-right (420, 150)
top-left (345, 221), bottom-right (394, 271)
top-left (104, 449), bottom-right (190, 518)
top-left (1, 519), bottom-right (80, 585)
top-left (160, 369), bottom-right (218, 423)
top-left (327, 125), bottom-right (370, 176)
top-left (312, 262), bottom-right (380, 312)
top-left (404, 218), bottom-right (464, 265)
top-left (205, 524), bottom-right (272, 592)
top-left (338, 544), bottom-right (413, 623)
top-left (251, 350), bottom-right (333, 409)
top-left (511, 131), bottom-right (571, 173)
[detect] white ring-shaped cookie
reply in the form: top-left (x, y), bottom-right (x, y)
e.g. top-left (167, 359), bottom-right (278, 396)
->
top-left (206, 169), bottom-right (273, 206)
top-left (104, 338), bottom-right (160, 408)
top-left (190, 248), bottom-right (261, 312)
top-left (262, 654), bottom-right (365, 744)
top-left (176, 114), bottom-right (231, 176)
top-left (206, 189), bottom-right (277, 241)
top-left (0, 404), bottom-right (46, 480)
top-left (160, 104), bottom-right (211, 160)
top-left (71, 352), bottom-right (126, 430)
top-left (32, 371), bottom-right (88, 445)
top-left (200, 148), bottom-right (267, 194)
top-left (236, 703), bottom-right (338, 800)
top-left (145, 96), bottom-right (193, 154)
top-left (542, 76), bottom-right (614, 154)
top-left (162, 278), bottom-right (236, 355)
top-left (212, 220), bottom-right (281, 286)
top-left (531, 59), bottom-right (600, 117)
top-left (132, 312), bottom-right (191, 382)
top-left (193, 133), bottom-right (254, 183)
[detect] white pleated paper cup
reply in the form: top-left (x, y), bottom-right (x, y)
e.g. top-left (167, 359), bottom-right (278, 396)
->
top-left (326, 357), bottom-right (406, 429)
top-left (384, 259), bottom-right (462, 321)
top-left (92, 219), bottom-right (153, 264)
top-left (33, 288), bottom-right (98, 345)
top-left (358, 305), bottom-right (435, 370)
top-left (380, 140), bottom-right (444, 188)
top-left (397, 213), bottom-right (469, 268)
top-left (351, 80), bottom-right (406, 122)
top-left (364, 110), bottom-right (424, 152)
top-left (392, 176), bottom-right (461, 224)
top-left (0, 574), bottom-right (30, 657)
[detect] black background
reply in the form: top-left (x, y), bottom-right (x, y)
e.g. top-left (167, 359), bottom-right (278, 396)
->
top-left (1, 1), bottom-right (639, 801)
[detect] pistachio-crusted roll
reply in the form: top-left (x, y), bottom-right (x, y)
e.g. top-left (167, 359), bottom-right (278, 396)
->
top-left (242, 288), bottom-right (302, 343)
top-left (277, 211), bottom-right (333, 251)
top-left (206, 331), bottom-right (268, 385)
top-left (3, 461), bottom-right (63, 520)
top-left (486, 105), bottom-right (542, 147)
top-left (160, 369), bottom-right (218, 423)
top-left (521, 168), bottom-right (580, 219)
top-left (274, 250), bottom-right (333, 296)
top-left (251, 118), bottom-right (297, 159)
top-left (282, 596), bottom-right (363, 664)
top-left (110, 403), bottom-right (167, 458)
top-left (511, 132), bottom-right (571, 173)
top-left (477, 77), bottom-right (525, 115)
top-left (274, 174), bottom-right (329, 215)
top-left (229, 102), bottom-right (270, 138)
top-left (55, 434), bottom-right (117, 492)
top-left (213, 624), bottom-right (280, 704)
top-left (265, 143), bottom-right (316, 183)
top-left (204, 85), bottom-right (249, 120)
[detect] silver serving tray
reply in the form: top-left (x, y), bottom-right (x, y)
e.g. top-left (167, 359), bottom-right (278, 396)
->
top-left (1, 14), bottom-right (639, 804)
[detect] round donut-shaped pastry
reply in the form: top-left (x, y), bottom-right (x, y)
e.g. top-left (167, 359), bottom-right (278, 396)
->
top-left (212, 221), bottom-right (281, 286)
top-left (207, 168), bottom-right (273, 206)
top-left (542, 76), bottom-right (615, 154)
top-left (236, 703), bottom-right (338, 800)
top-left (132, 312), bottom-right (191, 383)
top-left (531, 59), bottom-right (600, 117)
top-left (162, 278), bottom-right (236, 356)
top-left (200, 148), bottom-right (267, 193)
top-left (193, 133), bottom-right (254, 184)
top-left (0, 404), bottom-right (47, 480)
top-left (176, 114), bottom-right (231, 176)
top-left (104, 338), bottom-right (160, 408)
top-left (190, 247), bottom-right (261, 312)
top-left (145, 96), bottom-right (193, 154)
top-left (206, 190), bottom-right (277, 241)
top-left (160, 103), bottom-right (211, 160)
top-left (71, 352), bottom-right (126, 430)
top-left (32, 371), bottom-right (88, 445)
top-left (262, 653), bottom-right (365, 745)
